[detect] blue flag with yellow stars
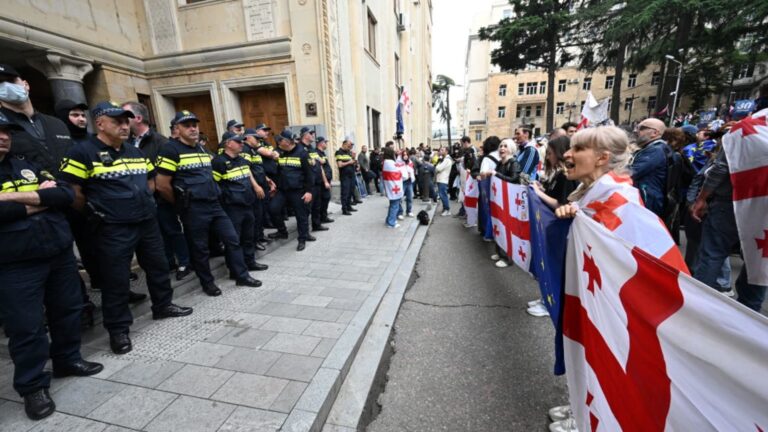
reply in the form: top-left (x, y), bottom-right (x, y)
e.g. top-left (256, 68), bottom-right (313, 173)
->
top-left (528, 186), bottom-right (572, 375)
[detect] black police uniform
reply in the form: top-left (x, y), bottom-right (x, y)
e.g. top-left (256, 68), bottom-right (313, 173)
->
top-left (259, 137), bottom-right (278, 227)
top-left (0, 153), bottom-right (83, 396)
top-left (336, 148), bottom-right (356, 211)
top-left (306, 145), bottom-right (325, 229)
top-left (156, 139), bottom-right (251, 287)
top-left (269, 143), bottom-right (313, 242)
top-left (211, 152), bottom-right (259, 268)
top-left (317, 147), bottom-right (333, 221)
top-left (243, 140), bottom-right (269, 244)
top-left (0, 107), bottom-right (73, 176)
top-left (59, 136), bottom-right (176, 336)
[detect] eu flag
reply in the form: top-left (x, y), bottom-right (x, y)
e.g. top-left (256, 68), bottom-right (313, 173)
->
top-left (528, 186), bottom-right (572, 375)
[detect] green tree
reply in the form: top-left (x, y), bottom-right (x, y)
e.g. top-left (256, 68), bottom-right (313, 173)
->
top-left (478, 0), bottom-right (573, 132)
top-left (432, 74), bottom-right (456, 147)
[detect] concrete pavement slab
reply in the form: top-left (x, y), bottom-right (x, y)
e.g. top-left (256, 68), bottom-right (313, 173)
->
top-left (144, 395), bottom-right (236, 432)
top-left (210, 372), bottom-right (289, 409)
top-left (86, 386), bottom-right (177, 430)
top-left (216, 406), bottom-right (286, 432)
top-left (157, 364), bottom-right (234, 398)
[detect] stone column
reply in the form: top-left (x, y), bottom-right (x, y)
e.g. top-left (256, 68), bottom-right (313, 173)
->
top-left (27, 51), bottom-right (94, 106)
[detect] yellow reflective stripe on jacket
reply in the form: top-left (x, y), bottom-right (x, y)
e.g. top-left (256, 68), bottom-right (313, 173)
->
top-left (60, 157), bottom-right (89, 179)
top-left (251, 153), bottom-right (263, 164)
top-left (212, 170), bottom-right (223, 182)
top-left (335, 154), bottom-right (352, 161)
top-left (240, 153), bottom-right (253, 163)
top-left (1, 180), bottom-right (39, 193)
top-left (177, 153), bottom-right (212, 169)
top-left (156, 156), bottom-right (178, 172)
top-left (278, 156), bottom-right (302, 167)
top-left (222, 166), bottom-right (251, 180)
top-left (309, 152), bottom-right (320, 160)
top-left (91, 159), bottom-right (149, 176)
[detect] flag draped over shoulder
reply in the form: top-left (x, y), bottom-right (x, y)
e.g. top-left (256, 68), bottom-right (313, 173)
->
top-left (528, 186), bottom-right (572, 375)
top-left (563, 212), bottom-right (768, 432)
top-left (575, 172), bottom-right (688, 273)
top-left (489, 176), bottom-right (531, 272)
top-left (382, 159), bottom-right (403, 200)
top-left (721, 108), bottom-right (768, 285)
top-left (464, 172), bottom-right (479, 227)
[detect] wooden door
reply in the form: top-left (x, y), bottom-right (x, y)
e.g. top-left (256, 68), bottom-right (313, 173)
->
top-left (174, 95), bottom-right (217, 152)
top-left (239, 86), bottom-right (289, 138)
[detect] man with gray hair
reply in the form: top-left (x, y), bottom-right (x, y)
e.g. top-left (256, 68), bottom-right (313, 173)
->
top-left (630, 117), bottom-right (670, 218)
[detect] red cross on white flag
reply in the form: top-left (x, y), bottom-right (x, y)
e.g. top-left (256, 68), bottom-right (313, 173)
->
top-left (722, 108), bottom-right (768, 285)
top-left (489, 177), bottom-right (531, 272)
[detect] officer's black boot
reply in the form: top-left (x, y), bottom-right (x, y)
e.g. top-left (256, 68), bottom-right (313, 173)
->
top-left (297, 241), bottom-right (306, 251)
top-left (236, 276), bottom-right (262, 287)
top-left (247, 262), bottom-right (269, 271)
top-left (202, 282), bottom-right (222, 297)
top-left (23, 388), bottom-right (55, 420)
top-left (110, 332), bottom-right (132, 355)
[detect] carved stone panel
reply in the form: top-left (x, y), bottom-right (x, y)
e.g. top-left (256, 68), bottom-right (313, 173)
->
top-left (143, 0), bottom-right (181, 54)
top-left (244, 0), bottom-right (276, 41)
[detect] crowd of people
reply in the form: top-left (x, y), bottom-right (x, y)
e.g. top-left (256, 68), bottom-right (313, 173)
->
top-left (0, 63), bottom-right (370, 421)
top-left (445, 88), bottom-right (768, 431)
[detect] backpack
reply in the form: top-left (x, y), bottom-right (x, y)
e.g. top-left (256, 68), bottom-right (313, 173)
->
top-left (417, 210), bottom-right (430, 225)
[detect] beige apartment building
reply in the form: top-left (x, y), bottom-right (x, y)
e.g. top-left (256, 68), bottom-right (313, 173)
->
top-left (0, 0), bottom-right (432, 156)
top-left (485, 66), bottom-right (662, 138)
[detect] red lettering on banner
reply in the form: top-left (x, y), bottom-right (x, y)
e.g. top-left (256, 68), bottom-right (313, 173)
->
top-left (586, 192), bottom-right (628, 231)
top-left (731, 115), bottom-right (767, 137)
top-left (756, 230), bottom-right (768, 258)
top-left (563, 247), bottom-right (684, 431)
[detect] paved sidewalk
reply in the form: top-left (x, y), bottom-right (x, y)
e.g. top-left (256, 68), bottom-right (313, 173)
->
top-left (0, 195), bottom-right (430, 432)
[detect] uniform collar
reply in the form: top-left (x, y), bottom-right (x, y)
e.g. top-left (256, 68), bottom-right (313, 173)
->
top-left (90, 135), bottom-right (125, 153)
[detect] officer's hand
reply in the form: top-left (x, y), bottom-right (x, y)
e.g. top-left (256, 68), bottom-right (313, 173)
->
top-left (255, 185), bottom-right (266, 199)
top-left (324, 182), bottom-right (330, 190)
top-left (271, 151), bottom-right (280, 160)
top-left (39, 180), bottom-right (57, 189)
top-left (302, 192), bottom-right (312, 203)
top-left (25, 205), bottom-right (47, 215)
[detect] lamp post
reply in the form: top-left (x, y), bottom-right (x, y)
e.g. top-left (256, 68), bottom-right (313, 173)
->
top-left (665, 54), bottom-right (682, 127)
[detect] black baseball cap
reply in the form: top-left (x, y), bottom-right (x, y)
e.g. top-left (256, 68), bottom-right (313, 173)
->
top-left (0, 111), bottom-right (22, 130)
top-left (243, 128), bottom-right (258, 136)
top-left (299, 126), bottom-right (314, 136)
top-left (173, 110), bottom-right (199, 124)
top-left (316, 136), bottom-right (327, 143)
top-left (55, 99), bottom-right (88, 113)
top-left (275, 129), bottom-right (294, 142)
top-left (223, 134), bottom-right (244, 143)
top-left (254, 123), bottom-right (271, 131)
top-left (91, 101), bottom-right (135, 119)
top-left (226, 119), bottom-right (244, 129)
top-left (0, 64), bottom-right (20, 78)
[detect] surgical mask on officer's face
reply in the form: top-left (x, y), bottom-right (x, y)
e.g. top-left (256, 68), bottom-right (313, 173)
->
top-left (0, 82), bottom-right (29, 104)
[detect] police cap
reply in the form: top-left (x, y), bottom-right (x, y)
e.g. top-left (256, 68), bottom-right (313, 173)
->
top-left (173, 110), bottom-right (199, 124)
top-left (92, 101), bottom-right (135, 119)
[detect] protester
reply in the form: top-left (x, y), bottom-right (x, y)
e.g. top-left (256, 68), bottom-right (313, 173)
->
top-left (488, 138), bottom-right (520, 269)
top-left (382, 146), bottom-right (403, 228)
top-left (532, 136), bottom-right (578, 210)
top-left (629, 118), bottom-right (670, 218)
top-left (397, 150), bottom-right (415, 218)
top-left (477, 136), bottom-right (501, 241)
top-left (435, 146), bottom-right (454, 216)
top-left (515, 126), bottom-right (539, 179)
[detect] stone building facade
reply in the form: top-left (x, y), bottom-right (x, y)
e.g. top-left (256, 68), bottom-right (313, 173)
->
top-left (0, 0), bottom-right (432, 157)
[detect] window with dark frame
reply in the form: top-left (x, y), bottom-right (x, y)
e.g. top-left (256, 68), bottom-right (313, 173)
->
top-left (624, 97), bottom-right (633, 111)
top-left (516, 105), bottom-right (522, 118)
top-left (366, 9), bottom-right (377, 59)
top-left (535, 105), bottom-right (542, 117)
top-left (651, 71), bottom-right (661, 86)
top-left (582, 77), bottom-right (592, 91)
top-left (498, 106), bottom-right (506, 118)
top-left (558, 79), bottom-right (566, 92)
top-left (605, 75), bottom-right (614, 89)
top-left (556, 102), bottom-right (565, 114)
top-left (498, 84), bottom-right (507, 96)
top-left (647, 96), bottom-right (657, 111)
top-left (627, 73), bottom-right (637, 88)
top-left (526, 82), bottom-right (537, 95)
top-left (539, 81), bottom-right (546, 94)
top-left (518, 83), bottom-right (524, 96)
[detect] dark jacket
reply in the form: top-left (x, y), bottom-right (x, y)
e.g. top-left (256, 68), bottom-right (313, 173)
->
top-left (136, 129), bottom-right (168, 162)
top-left (1, 107), bottom-right (74, 176)
top-left (630, 139), bottom-right (669, 217)
top-left (494, 157), bottom-right (522, 184)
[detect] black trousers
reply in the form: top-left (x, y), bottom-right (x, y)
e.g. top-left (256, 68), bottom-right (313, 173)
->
top-left (320, 184), bottom-right (332, 220)
top-left (223, 204), bottom-right (256, 265)
top-left (310, 184), bottom-right (324, 228)
top-left (252, 197), bottom-right (266, 242)
top-left (0, 249), bottom-right (82, 396)
top-left (66, 209), bottom-right (103, 290)
top-left (96, 218), bottom-right (174, 335)
top-left (156, 200), bottom-right (190, 269)
top-left (180, 201), bottom-right (248, 285)
top-left (340, 175), bottom-right (355, 210)
top-left (270, 189), bottom-right (309, 241)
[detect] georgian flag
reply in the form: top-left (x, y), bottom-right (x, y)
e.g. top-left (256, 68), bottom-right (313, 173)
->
top-left (563, 212), bottom-right (768, 432)
top-left (382, 159), bottom-right (403, 200)
top-left (490, 176), bottom-right (531, 271)
top-left (574, 172), bottom-right (688, 272)
top-left (722, 108), bottom-right (768, 285)
top-left (464, 171), bottom-right (479, 227)
top-left (578, 91), bottom-right (610, 130)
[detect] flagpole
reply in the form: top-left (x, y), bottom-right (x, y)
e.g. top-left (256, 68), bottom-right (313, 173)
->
top-left (666, 55), bottom-right (683, 127)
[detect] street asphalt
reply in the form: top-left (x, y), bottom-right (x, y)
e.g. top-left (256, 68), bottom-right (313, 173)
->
top-left (367, 206), bottom-right (569, 432)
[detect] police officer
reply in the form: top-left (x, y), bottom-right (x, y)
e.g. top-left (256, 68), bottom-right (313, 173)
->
top-left (253, 124), bottom-right (280, 228)
top-left (315, 136), bottom-right (334, 224)
top-left (299, 128), bottom-right (329, 232)
top-left (243, 127), bottom-right (277, 249)
top-left (212, 134), bottom-right (268, 273)
top-left (155, 111), bottom-right (261, 296)
top-left (0, 112), bottom-right (104, 420)
top-left (223, 119), bottom-right (244, 140)
top-left (59, 102), bottom-right (193, 355)
top-left (267, 130), bottom-right (315, 251)
top-left (336, 139), bottom-right (357, 215)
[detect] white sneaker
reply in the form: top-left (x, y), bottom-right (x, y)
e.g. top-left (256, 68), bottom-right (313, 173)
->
top-left (490, 254), bottom-right (500, 261)
top-left (527, 298), bottom-right (543, 308)
top-left (407, 212), bottom-right (415, 217)
top-left (721, 289), bottom-right (735, 297)
top-left (495, 260), bottom-right (509, 268)
top-left (548, 405), bottom-right (572, 422)
top-left (463, 222), bottom-right (477, 228)
top-left (441, 210), bottom-right (451, 216)
top-left (397, 215), bottom-right (404, 220)
top-left (549, 417), bottom-right (578, 432)
top-left (482, 237), bottom-right (493, 242)
top-left (386, 223), bottom-right (401, 229)
top-left (526, 302), bottom-right (550, 317)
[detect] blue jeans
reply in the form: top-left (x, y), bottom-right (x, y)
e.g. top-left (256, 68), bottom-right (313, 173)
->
top-left (438, 183), bottom-right (450, 211)
top-left (736, 266), bottom-right (767, 312)
top-left (693, 201), bottom-right (738, 291)
top-left (399, 179), bottom-right (413, 215)
top-left (387, 199), bottom-right (401, 227)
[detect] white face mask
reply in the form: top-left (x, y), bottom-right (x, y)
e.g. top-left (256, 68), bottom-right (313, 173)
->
top-left (0, 82), bottom-right (29, 104)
